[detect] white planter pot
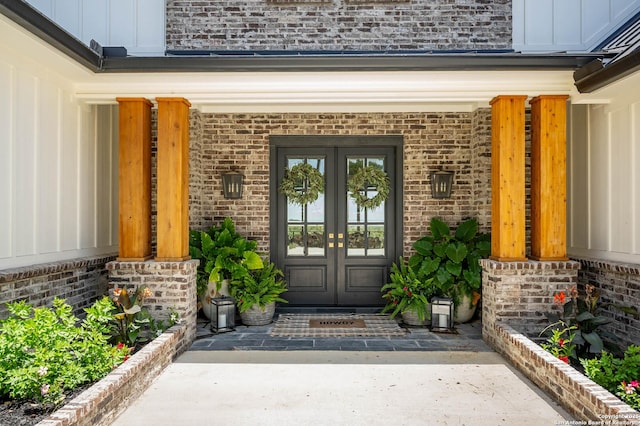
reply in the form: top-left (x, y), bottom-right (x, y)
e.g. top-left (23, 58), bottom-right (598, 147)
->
top-left (240, 302), bottom-right (276, 326)
top-left (454, 293), bottom-right (477, 324)
top-left (401, 309), bottom-right (429, 326)
top-left (200, 279), bottom-right (230, 319)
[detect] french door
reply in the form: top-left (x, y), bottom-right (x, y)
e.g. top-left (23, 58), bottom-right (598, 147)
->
top-left (270, 136), bottom-right (402, 306)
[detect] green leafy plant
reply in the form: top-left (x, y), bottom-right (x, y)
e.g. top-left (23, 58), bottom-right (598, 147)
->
top-left (381, 258), bottom-right (438, 322)
top-left (189, 217), bottom-right (264, 299)
top-left (408, 217), bottom-right (490, 308)
top-left (539, 323), bottom-right (577, 363)
top-left (230, 261), bottom-right (288, 313)
top-left (581, 345), bottom-right (640, 394)
top-left (0, 298), bottom-right (129, 408)
top-left (110, 287), bottom-right (178, 348)
top-left (543, 284), bottom-right (637, 357)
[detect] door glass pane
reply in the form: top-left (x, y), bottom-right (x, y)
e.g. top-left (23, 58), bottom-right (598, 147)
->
top-left (285, 157), bottom-right (326, 257)
top-left (346, 156), bottom-right (387, 257)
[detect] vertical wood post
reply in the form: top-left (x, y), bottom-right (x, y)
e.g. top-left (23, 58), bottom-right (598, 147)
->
top-left (530, 95), bottom-right (569, 261)
top-left (116, 98), bottom-right (152, 261)
top-left (490, 95), bottom-right (528, 261)
top-left (155, 97), bottom-right (191, 261)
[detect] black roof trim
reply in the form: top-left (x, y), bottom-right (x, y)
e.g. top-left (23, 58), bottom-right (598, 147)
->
top-left (0, 0), bottom-right (101, 71)
top-left (102, 53), bottom-right (600, 73)
top-left (574, 49), bottom-right (640, 93)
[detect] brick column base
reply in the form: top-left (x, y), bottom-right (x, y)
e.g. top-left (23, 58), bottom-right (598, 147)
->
top-left (106, 260), bottom-right (198, 353)
top-left (480, 259), bottom-right (580, 345)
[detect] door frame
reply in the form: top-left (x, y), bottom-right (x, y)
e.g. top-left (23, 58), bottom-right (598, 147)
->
top-left (269, 135), bottom-right (404, 305)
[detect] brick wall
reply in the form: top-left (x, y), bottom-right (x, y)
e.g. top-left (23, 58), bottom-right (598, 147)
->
top-left (106, 260), bottom-right (198, 350)
top-left (573, 257), bottom-right (640, 350)
top-left (489, 323), bottom-right (638, 421)
top-left (165, 0), bottom-right (512, 51)
top-left (187, 110), bottom-right (494, 256)
top-left (0, 254), bottom-right (116, 319)
top-left (481, 259), bottom-right (580, 338)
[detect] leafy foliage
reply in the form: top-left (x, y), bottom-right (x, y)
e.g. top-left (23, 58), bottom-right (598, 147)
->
top-left (408, 217), bottom-right (490, 307)
top-left (108, 287), bottom-right (178, 348)
top-left (189, 217), bottom-right (264, 298)
top-left (581, 345), bottom-right (640, 411)
top-left (581, 346), bottom-right (640, 392)
top-left (0, 298), bottom-right (129, 407)
top-left (542, 284), bottom-right (637, 358)
top-left (381, 258), bottom-right (437, 322)
top-left (230, 261), bottom-right (288, 313)
top-left (539, 323), bottom-right (577, 364)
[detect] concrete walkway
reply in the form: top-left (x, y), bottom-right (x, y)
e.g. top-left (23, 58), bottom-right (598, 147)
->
top-left (111, 317), bottom-right (574, 426)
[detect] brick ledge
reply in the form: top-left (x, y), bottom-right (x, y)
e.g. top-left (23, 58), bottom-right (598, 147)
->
top-left (36, 323), bottom-right (187, 426)
top-left (0, 254), bottom-right (118, 283)
top-left (485, 322), bottom-right (638, 420)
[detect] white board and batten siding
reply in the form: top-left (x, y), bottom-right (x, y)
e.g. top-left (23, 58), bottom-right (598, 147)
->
top-left (568, 92), bottom-right (640, 265)
top-left (25, 0), bottom-right (165, 56)
top-left (0, 59), bottom-right (118, 270)
top-left (514, 0), bottom-right (640, 52)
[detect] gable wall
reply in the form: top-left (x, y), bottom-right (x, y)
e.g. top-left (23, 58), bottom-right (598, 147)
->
top-left (166, 0), bottom-right (512, 51)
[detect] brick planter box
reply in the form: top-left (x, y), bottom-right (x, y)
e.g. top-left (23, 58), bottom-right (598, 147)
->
top-left (36, 323), bottom-right (188, 426)
top-left (487, 322), bottom-right (639, 421)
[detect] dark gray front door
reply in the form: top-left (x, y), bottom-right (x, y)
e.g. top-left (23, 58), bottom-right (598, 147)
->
top-left (270, 136), bottom-right (402, 306)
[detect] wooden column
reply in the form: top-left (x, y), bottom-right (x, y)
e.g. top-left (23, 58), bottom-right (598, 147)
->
top-left (116, 98), bottom-right (152, 261)
top-left (155, 97), bottom-right (192, 261)
top-left (530, 95), bottom-right (569, 261)
top-left (490, 95), bottom-right (528, 261)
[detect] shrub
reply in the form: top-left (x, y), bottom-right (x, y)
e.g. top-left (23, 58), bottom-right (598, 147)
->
top-left (581, 345), bottom-right (640, 402)
top-left (0, 298), bottom-right (130, 407)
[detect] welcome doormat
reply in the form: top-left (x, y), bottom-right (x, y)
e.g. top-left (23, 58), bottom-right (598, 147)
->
top-left (270, 313), bottom-right (407, 337)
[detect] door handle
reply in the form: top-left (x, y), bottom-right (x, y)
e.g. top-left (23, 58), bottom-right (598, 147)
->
top-left (328, 233), bottom-right (334, 248)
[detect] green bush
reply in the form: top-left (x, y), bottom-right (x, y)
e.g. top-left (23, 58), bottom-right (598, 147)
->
top-left (581, 345), bottom-right (640, 392)
top-left (0, 298), bottom-right (130, 407)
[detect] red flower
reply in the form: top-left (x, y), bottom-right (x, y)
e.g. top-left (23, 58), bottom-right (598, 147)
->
top-left (117, 342), bottom-right (125, 350)
top-left (558, 339), bottom-right (565, 348)
top-left (553, 292), bottom-right (566, 305)
top-left (558, 356), bottom-right (569, 363)
top-left (407, 291), bottom-right (413, 297)
top-left (402, 286), bottom-right (408, 292)
top-left (123, 355), bottom-right (129, 362)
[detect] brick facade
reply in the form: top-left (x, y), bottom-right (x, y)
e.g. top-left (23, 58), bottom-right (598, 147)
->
top-left (574, 256), bottom-right (640, 350)
top-left (165, 0), bottom-right (512, 51)
top-left (186, 110), bottom-right (494, 256)
top-left (106, 260), bottom-right (199, 350)
top-left (0, 254), bottom-right (116, 320)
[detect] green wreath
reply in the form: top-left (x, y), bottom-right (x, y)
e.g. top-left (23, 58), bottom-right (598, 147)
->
top-left (279, 163), bottom-right (324, 206)
top-left (348, 165), bottom-right (390, 209)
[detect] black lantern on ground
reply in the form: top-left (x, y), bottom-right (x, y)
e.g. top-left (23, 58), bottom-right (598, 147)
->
top-left (431, 171), bottom-right (454, 199)
top-left (430, 297), bottom-right (454, 332)
top-left (222, 172), bottom-right (244, 199)
top-left (210, 296), bottom-right (236, 333)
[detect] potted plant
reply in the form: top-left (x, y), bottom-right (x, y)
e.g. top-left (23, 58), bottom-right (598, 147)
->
top-left (189, 217), bottom-right (264, 318)
top-left (408, 217), bottom-right (490, 323)
top-left (381, 258), bottom-right (438, 326)
top-left (230, 261), bottom-right (288, 326)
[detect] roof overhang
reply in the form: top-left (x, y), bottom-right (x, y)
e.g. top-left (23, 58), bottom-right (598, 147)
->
top-left (0, 0), bottom-right (610, 112)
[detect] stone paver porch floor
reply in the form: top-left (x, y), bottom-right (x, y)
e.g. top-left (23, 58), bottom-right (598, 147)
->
top-left (191, 308), bottom-right (492, 352)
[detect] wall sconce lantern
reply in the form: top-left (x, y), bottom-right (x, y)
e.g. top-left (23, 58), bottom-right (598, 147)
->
top-left (430, 296), bottom-right (455, 332)
top-left (222, 172), bottom-right (244, 199)
top-left (209, 296), bottom-right (236, 333)
top-left (431, 171), bottom-right (454, 199)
